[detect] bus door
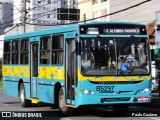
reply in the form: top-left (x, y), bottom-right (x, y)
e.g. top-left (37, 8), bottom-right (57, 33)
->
top-left (30, 41), bottom-right (39, 98)
top-left (65, 38), bottom-right (77, 105)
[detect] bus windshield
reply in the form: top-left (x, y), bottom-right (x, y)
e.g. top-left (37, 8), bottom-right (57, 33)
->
top-left (81, 37), bottom-right (150, 76)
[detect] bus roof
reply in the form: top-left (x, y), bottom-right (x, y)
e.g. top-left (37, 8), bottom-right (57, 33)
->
top-left (4, 21), bottom-right (146, 40)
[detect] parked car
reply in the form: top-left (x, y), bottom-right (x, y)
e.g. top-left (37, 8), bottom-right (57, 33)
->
top-left (152, 78), bottom-right (159, 92)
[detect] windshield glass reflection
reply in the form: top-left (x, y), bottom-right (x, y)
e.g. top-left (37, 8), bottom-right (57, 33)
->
top-left (81, 37), bottom-right (150, 75)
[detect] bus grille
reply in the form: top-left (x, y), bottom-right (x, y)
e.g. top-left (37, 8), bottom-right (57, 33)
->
top-left (103, 97), bottom-right (131, 102)
top-left (90, 81), bottom-right (143, 84)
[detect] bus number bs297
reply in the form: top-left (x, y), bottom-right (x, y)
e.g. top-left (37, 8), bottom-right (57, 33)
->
top-left (96, 86), bottom-right (114, 93)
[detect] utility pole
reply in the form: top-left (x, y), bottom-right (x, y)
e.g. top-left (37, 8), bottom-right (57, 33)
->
top-left (22, 0), bottom-right (26, 33)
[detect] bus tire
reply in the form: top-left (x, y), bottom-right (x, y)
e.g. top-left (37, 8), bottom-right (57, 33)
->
top-left (113, 105), bottom-right (128, 115)
top-left (58, 88), bottom-right (72, 116)
top-left (19, 83), bottom-right (31, 107)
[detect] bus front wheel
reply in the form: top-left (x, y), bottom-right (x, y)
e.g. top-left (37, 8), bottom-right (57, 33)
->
top-left (19, 83), bottom-right (31, 107)
top-left (58, 88), bottom-right (72, 116)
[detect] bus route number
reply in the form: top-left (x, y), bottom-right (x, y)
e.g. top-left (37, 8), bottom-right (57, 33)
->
top-left (96, 86), bottom-right (114, 93)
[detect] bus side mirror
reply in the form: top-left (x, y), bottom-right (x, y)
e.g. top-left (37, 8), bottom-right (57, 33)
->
top-left (151, 49), bottom-right (155, 61)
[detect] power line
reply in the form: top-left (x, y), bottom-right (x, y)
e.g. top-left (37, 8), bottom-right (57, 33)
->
top-left (8, 0), bottom-right (23, 14)
top-left (0, 0), bottom-right (138, 26)
top-left (26, 0), bottom-right (152, 26)
top-left (0, 0), bottom-right (63, 26)
top-left (0, 0), bottom-right (133, 25)
top-left (112, 0), bottom-right (160, 21)
top-left (84, 0), bottom-right (152, 22)
top-left (26, 9), bottom-right (58, 23)
top-left (0, 23), bottom-right (21, 35)
top-left (0, 0), bottom-right (153, 35)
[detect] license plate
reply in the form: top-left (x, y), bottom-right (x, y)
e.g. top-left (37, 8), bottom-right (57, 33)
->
top-left (96, 86), bottom-right (114, 93)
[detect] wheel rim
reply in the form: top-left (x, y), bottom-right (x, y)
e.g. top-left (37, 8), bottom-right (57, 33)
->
top-left (59, 93), bottom-right (66, 112)
top-left (20, 87), bottom-right (25, 104)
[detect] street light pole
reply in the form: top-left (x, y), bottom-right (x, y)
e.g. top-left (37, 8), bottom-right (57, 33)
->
top-left (22, 0), bottom-right (26, 33)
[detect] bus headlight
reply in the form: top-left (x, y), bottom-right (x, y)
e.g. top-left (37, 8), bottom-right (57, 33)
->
top-left (83, 89), bottom-right (89, 94)
top-left (139, 88), bottom-right (150, 94)
top-left (89, 90), bottom-right (94, 95)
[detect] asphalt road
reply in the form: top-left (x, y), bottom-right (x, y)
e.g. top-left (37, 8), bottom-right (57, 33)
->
top-left (0, 89), bottom-right (160, 120)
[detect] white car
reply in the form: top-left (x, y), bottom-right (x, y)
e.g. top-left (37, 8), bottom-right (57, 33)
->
top-left (152, 79), bottom-right (159, 92)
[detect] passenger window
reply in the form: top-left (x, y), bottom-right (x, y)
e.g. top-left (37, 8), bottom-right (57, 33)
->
top-left (52, 34), bottom-right (64, 65)
top-left (12, 40), bottom-right (19, 64)
top-left (3, 41), bottom-right (11, 64)
top-left (20, 39), bottom-right (29, 64)
top-left (40, 36), bottom-right (51, 64)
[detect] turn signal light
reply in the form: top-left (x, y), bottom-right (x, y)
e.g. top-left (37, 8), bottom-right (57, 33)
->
top-left (137, 96), bottom-right (149, 102)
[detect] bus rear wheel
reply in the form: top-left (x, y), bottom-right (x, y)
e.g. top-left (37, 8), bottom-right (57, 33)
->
top-left (58, 88), bottom-right (72, 116)
top-left (19, 83), bottom-right (31, 107)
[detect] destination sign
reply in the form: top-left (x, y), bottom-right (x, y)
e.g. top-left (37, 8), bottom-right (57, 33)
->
top-left (80, 24), bottom-right (147, 35)
top-left (103, 28), bottom-right (140, 34)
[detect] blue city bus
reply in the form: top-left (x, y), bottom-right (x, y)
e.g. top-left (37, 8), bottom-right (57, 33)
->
top-left (2, 22), bottom-right (152, 115)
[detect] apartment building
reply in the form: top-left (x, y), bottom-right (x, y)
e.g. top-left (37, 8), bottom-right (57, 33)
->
top-left (78, 0), bottom-right (160, 24)
top-left (78, 0), bottom-right (109, 22)
top-left (13, 0), bottom-right (75, 25)
top-left (0, 1), bottom-right (13, 34)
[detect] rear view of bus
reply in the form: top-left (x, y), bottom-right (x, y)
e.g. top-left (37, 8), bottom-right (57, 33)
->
top-left (76, 22), bottom-right (151, 114)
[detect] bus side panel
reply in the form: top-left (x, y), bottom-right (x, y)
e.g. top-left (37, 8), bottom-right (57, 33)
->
top-left (24, 82), bottom-right (31, 100)
top-left (3, 80), bottom-right (19, 97)
top-left (37, 84), bottom-right (54, 104)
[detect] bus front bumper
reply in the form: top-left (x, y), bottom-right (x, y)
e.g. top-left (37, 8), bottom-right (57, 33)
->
top-left (76, 92), bottom-right (151, 107)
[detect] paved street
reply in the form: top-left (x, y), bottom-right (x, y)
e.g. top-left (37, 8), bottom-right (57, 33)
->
top-left (0, 89), bottom-right (160, 120)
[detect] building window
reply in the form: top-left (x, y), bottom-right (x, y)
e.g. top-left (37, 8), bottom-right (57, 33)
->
top-left (20, 39), bottom-right (29, 64)
top-left (3, 41), bottom-right (11, 64)
top-left (28, 14), bottom-right (31, 18)
top-left (101, 9), bottom-right (107, 21)
top-left (28, 7), bottom-right (31, 10)
top-left (40, 36), bottom-right (51, 64)
top-left (101, 0), bottom-right (107, 2)
top-left (26, 0), bottom-right (30, 3)
top-left (33, 14), bottom-right (36, 18)
top-left (48, 0), bottom-right (51, 4)
top-left (47, 14), bottom-right (50, 18)
top-left (38, 0), bottom-right (41, 3)
top-left (52, 34), bottom-right (63, 64)
top-left (92, 0), bottom-right (98, 4)
top-left (93, 11), bottom-right (98, 21)
top-left (12, 40), bottom-right (19, 64)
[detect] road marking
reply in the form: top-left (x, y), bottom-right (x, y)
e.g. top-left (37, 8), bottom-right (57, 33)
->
top-left (4, 104), bottom-right (10, 106)
top-left (61, 118), bottom-right (71, 120)
top-left (150, 118), bottom-right (160, 120)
